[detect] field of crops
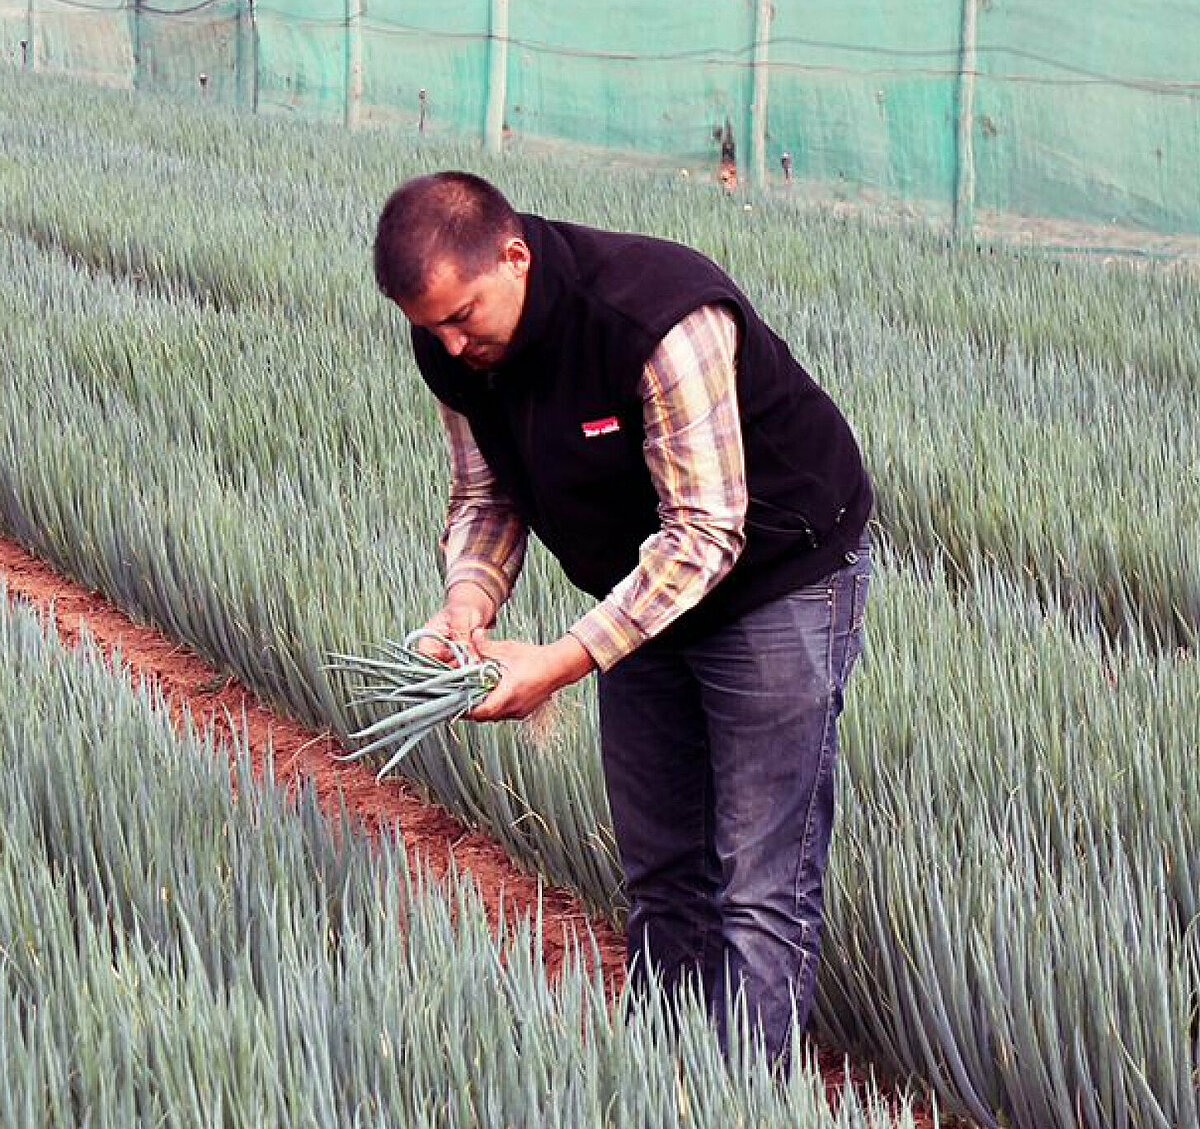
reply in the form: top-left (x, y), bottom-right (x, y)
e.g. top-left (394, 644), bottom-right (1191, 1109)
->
top-left (1, 67), bottom-right (1198, 1128)
top-left (1, 589), bottom-right (924, 1126)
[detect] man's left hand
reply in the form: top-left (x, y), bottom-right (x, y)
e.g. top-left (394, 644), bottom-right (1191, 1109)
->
top-left (469, 629), bottom-right (596, 721)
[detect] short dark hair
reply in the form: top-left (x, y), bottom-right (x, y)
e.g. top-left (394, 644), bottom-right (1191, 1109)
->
top-left (373, 171), bottom-right (522, 303)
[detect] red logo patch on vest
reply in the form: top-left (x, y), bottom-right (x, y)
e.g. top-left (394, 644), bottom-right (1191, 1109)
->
top-left (581, 416), bottom-right (621, 438)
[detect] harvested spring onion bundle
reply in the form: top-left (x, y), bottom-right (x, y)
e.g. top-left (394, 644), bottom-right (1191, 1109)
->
top-left (326, 630), bottom-right (501, 780)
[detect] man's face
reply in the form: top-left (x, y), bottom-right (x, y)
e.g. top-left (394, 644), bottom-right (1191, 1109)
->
top-left (398, 238), bottom-right (531, 371)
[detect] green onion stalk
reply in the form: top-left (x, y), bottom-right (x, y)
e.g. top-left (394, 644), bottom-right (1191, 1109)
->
top-left (327, 630), bottom-right (502, 780)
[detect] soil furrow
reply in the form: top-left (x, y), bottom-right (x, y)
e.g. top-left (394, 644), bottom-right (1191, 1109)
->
top-left (0, 534), bottom-right (626, 989)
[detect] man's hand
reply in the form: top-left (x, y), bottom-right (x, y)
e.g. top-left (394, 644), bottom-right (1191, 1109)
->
top-left (469, 630), bottom-right (596, 721)
top-left (418, 581), bottom-right (496, 663)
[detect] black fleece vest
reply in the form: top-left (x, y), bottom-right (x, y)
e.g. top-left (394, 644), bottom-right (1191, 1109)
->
top-left (413, 215), bottom-right (873, 642)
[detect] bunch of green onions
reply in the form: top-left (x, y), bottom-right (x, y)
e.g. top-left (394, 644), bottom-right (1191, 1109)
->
top-left (327, 631), bottom-right (501, 781)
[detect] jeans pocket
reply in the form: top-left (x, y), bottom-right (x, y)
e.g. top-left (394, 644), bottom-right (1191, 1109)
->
top-left (851, 570), bottom-right (870, 634)
top-left (840, 571), bottom-right (870, 681)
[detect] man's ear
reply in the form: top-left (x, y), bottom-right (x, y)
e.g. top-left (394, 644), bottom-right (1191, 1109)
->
top-left (501, 237), bottom-right (532, 278)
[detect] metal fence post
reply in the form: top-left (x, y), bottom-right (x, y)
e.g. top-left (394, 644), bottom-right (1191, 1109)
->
top-left (130, 0), bottom-right (142, 89)
top-left (25, 0), bottom-right (34, 71)
top-left (484, 0), bottom-right (509, 154)
top-left (249, 0), bottom-right (260, 114)
top-left (750, 0), bottom-right (773, 189)
top-left (345, 0), bottom-right (364, 129)
top-left (235, 0), bottom-right (258, 111)
top-left (954, 0), bottom-right (979, 236)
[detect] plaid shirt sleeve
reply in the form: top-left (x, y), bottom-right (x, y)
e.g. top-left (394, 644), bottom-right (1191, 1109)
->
top-left (569, 304), bottom-right (747, 670)
top-left (437, 401), bottom-right (528, 615)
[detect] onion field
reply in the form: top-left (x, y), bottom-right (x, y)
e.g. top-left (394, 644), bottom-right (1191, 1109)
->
top-left (1, 68), bottom-right (1198, 1128)
top-left (0, 590), bottom-right (924, 1126)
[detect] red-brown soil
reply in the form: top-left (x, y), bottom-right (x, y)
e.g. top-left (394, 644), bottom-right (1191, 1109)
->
top-left (0, 533), bottom-right (941, 1126)
top-left (0, 535), bottom-right (624, 987)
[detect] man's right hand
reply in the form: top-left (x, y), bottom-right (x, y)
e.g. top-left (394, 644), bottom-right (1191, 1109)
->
top-left (417, 581), bottom-right (497, 664)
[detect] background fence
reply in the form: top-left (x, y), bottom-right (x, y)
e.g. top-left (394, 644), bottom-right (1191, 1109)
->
top-left (3, 0), bottom-right (1199, 240)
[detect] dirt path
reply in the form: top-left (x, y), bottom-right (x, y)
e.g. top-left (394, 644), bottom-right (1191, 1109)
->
top-left (0, 535), bottom-right (625, 988)
top-left (0, 533), bottom-right (941, 1126)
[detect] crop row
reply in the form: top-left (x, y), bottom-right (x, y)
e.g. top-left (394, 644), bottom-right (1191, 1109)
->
top-left (2, 73), bottom-right (1196, 651)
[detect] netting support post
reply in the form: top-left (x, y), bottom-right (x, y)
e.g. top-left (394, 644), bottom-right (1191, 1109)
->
top-left (129, 0), bottom-right (142, 89)
top-left (750, 0), bottom-right (773, 189)
top-left (484, 0), bottom-right (509, 155)
top-left (236, 0), bottom-right (259, 113)
top-left (953, 0), bottom-right (978, 236)
top-left (344, 0), bottom-right (364, 130)
top-left (24, 0), bottom-right (34, 71)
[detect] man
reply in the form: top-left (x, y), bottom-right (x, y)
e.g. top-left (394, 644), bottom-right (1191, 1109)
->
top-left (373, 170), bottom-right (873, 1067)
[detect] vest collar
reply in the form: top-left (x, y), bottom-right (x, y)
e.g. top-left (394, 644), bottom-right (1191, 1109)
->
top-left (492, 214), bottom-right (577, 376)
